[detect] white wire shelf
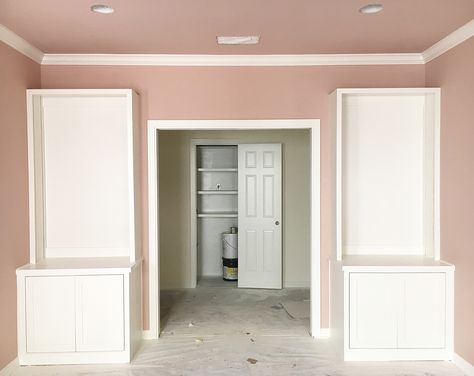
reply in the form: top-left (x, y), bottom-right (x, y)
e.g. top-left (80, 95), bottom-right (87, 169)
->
top-left (197, 212), bottom-right (238, 218)
top-left (197, 168), bottom-right (238, 172)
top-left (197, 190), bottom-right (238, 195)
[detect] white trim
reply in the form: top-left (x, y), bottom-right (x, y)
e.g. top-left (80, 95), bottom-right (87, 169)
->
top-left (315, 328), bottom-right (330, 339)
top-left (0, 357), bottom-right (19, 376)
top-left (0, 24), bottom-right (43, 63)
top-left (26, 91), bottom-right (38, 263)
top-left (41, 53), bottom-right (424, 66)
top-left (141, 330), bottom-right (155, 340)
top-left (453, 353), bottom-right (474, 376)
top-left (147, 126), bottom-right (160, 340)
top-left (422, 19), bottom-right (474, 63)
top-left (147, 119), bottom-right (321, 340)
top-left (26, 88), bottom-right (135, 96)
top-left (310, 122), bottom-right (322, 338)
top-left (151, 119), bottom-right (318, 130)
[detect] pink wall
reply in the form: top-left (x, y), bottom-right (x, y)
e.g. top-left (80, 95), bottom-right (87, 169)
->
top-left (426, 38), bottom-right (474, 365)
top-left (41, 63), bottom-right (425, 331)
top-left (0, 42), bottom-right (41, 369)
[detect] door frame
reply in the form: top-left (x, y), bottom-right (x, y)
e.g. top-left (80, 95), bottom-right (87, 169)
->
top-left (146, 119), bottom-right (321, 339)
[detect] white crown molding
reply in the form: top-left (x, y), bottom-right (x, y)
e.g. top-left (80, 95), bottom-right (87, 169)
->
top-left (0, 24), bottom-right (44, 64)
top-left (41, 53), bottom-right (424, 66)
top-left (422, 19), bottom-right (474, 63)
top-left (453, 353), bottom-right (474, 376)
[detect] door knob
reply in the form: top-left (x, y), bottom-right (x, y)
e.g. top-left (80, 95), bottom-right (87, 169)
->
top-left (275, 221), bottom-right (280, 225)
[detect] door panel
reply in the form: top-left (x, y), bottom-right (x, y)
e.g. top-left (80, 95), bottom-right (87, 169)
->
top-left (238, 144), bottom-right (282, 289)
top-left (75, 275), bottom-right (124, 352)
top-left (399, 273), bottom-right (446, 349)
top-left (349, 273), bottom-right (399, 349)
top-left (245, 175), bottom-right (257, 217)
top-left (26, 276), bottom-right (76, 353)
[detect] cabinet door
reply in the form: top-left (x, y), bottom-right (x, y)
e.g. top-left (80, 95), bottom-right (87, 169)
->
top-left (76, 275), bottom-right (124, 352)
top-left (399, 273), bottom-right (446, 348)
top-left (349, 273), bottom-right (399, 349)
top-left (26, 276), bottom-right (76, 353)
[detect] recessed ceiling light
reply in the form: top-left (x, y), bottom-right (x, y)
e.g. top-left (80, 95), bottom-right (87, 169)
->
top-left (217, 36), bottom-right (260, 45)
top-left (359, 3), bottom-right (383, 14)
top-left (90, 4), bottom-right (114, 14)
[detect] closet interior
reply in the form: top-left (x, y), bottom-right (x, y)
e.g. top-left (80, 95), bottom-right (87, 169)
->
top-left (196, 145), bottom-right (238, 281)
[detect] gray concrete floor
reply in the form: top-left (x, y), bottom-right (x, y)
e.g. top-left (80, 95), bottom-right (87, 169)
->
top-left (4, 278), bottom-right (464, 375)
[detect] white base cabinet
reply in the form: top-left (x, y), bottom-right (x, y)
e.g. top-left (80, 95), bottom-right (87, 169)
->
top-left (17, 259), bottom-right (142, 365)
top-left (331, 259), bottom-right (454, 361)
top-left (349, 273), bottom-right (447, 351)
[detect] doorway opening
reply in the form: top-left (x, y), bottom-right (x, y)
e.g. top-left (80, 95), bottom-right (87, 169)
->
top-left (147, 120), bottom-right (321, 339)
top-left (190, 140), bottom-right (284, 290)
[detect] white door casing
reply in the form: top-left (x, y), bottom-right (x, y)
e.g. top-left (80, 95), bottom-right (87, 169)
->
top-left (147, 119), bottom-right (321, 339)
top-left (238, 144), bottom-right (282, 289)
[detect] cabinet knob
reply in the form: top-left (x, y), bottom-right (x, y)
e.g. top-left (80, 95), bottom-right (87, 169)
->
top-left (275, 221), bottom-right (280, 225)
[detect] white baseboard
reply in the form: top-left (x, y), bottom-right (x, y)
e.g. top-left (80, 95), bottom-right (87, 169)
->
top-left (0, 357), bottom-right (18, 376)
top-left (314, 327), bottom-right (331, 339)
top-left (453, 353), bottom-right (474, 376)
top-left (283, 281), bottom-right (310, 288)
top-left (142, 329), bottom-right (159, 340)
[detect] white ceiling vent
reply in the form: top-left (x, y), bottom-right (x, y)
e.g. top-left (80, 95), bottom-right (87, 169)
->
top-left (217, 36), bottom-right (260, 45)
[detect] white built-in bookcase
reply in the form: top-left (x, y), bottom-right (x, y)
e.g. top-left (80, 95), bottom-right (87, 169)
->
top-left (329, 88), bottom-right (454, 362)
top-left (17, 89), bottom-right (142, 365)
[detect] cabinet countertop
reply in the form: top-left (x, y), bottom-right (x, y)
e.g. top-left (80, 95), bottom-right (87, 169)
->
top-left (16, 257), bottom-right (141, 276)
top-left (339, 255), bottom-right (454, 272)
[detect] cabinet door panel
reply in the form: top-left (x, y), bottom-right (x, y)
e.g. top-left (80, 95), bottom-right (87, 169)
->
top-left (399, 273), bottom-right (446, 348)
top-left (26, 276), bottom-right (76, 353)
top-left (349, 273), bottom-right (399, 349)
top-left (76, 275), bottom-right (124, 352)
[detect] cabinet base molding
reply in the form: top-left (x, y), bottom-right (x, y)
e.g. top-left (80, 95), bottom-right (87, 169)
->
top-left (17, 352), bottom-right (131, 366)
top-left (453, 353), bottom-right (474, 376)
top-left (344, 348), bottom-right (452, 362)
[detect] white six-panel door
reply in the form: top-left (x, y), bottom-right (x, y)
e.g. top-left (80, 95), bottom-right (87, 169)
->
top-left (238, 144), bottom-right (282, 289)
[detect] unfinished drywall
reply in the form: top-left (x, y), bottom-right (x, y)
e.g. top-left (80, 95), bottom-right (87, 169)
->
top-left (159, 129), bottom-right (311, 288)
